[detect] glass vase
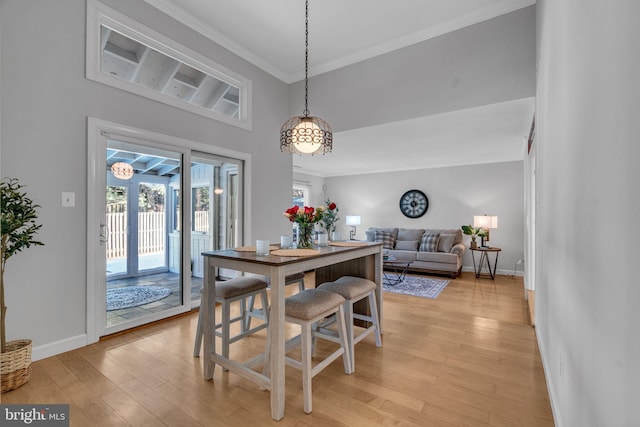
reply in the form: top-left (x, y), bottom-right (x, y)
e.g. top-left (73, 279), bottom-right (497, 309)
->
top-left (297, 222), bottom-right (314, 249)
top-left (325, 224), bottom-right (333, 240)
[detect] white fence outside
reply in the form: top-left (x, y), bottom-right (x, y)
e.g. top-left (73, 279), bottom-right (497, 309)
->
top-left (106, 211), bottom-right (208, 259)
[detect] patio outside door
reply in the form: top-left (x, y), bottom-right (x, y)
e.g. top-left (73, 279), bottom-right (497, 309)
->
top-left (103, 138), bottom-right (185, 334)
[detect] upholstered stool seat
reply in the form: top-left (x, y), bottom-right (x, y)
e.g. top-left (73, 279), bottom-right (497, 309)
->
top-left (246, 272), bottom-right (306, 328)
top-left (216, 276), bottom-right (269, 299)
top-left (274, 288), bottom-right (351, 414)
top-left (317, 276), bottom-right (382, 372)
top-left (193, 277), bottom-right (270, 365)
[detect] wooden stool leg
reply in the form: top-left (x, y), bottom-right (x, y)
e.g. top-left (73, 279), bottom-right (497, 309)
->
top-left (344, 301), bottom-right (356, 373)
top-left (193, 304), bottom-right (204, 357)
top-left (337, 305), bottom-right (353, 374)
top-left (222, 300), bottom-right (230, 371)
top-left (245, 294), bottom-right (256, 330)
top-left (258, 288), bottom-right (271, 384)
top-left (368, 291), bottom-right (382, 347)
top-left (240, 296), bottom-right (248, 333)
top-left (301, 321), bottom-right (313, 414)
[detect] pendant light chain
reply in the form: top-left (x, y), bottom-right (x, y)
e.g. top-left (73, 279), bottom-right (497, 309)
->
top-left (303, 0), bottom-right (310, 117)
top-left (279, 0), bottom-right (332, 155)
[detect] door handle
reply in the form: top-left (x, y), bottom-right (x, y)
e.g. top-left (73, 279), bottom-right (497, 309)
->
top-left (99, 224), bottom-right (108, 244)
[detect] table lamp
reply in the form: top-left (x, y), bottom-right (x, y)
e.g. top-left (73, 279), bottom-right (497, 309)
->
top-left (346, 215), bottom-right (361, 240)
top-left (473, 215), bottom-right (498, 248)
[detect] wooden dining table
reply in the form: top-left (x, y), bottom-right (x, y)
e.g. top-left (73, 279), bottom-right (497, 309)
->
top-left (201, 241), bottom-right (384, 420)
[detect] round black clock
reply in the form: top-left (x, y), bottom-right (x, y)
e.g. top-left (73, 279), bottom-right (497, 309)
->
top-left (399, 189), bottom-right (429, 218)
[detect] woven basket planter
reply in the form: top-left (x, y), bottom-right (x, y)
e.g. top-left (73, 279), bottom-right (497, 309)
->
top-left (1, 339), bottom-right (32, 393)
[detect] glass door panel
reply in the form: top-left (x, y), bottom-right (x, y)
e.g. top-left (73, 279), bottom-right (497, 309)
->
top-left (105, 139), bottom-right (183, 331)
top-left (106, 185), bottom-right (128, 277)
top-left (138, 181), bottom-right (167, 272)
top-left (190, 153), bottom-right (243, 301)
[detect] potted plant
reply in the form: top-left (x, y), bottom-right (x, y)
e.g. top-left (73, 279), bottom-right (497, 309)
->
top-left (1, 178), bottom-right (44, 393)
top-left (461, 225), bottom-right (486, 249)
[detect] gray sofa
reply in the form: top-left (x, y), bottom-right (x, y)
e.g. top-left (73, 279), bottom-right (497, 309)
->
top-left (365, 227), bottom-right (465, 278)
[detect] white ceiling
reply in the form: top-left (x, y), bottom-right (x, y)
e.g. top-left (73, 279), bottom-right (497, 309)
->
top-left (294, 98), bottom-right (535, 177)
top-left (145, 0), bottom-right (536, 177)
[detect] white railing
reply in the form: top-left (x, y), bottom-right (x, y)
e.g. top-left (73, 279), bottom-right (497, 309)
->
top-left (194, 211), bottom-right (209, 233)
top-left (106, 210), bottom-right (209, 259)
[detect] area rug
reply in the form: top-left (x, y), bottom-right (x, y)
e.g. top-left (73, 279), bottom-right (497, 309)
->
top-left (107, 285), bottom-right (172, 311)
top-left (382, 275), bottom-right (449, 299)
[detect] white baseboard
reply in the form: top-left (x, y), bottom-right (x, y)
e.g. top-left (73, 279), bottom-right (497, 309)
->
top-left (32, 334), bottom-right (88, 362)
top-left (461, 266), bottom-right (524, 277)
top-left (536, 331), bottom-right (563, 427)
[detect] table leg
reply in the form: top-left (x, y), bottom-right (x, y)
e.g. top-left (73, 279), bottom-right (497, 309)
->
top-left (479, 251), bottom-right (497, 280)
top-left (203, 262), bottom-right (216, 380)
top-left (490, 251), bottom-right (499, 280)
top-left (471, 250), bottom-right (480, 278)
top-left (383, 263), bottom-right (411, 285)
top-left (268, 268), bottom-right (286, 420)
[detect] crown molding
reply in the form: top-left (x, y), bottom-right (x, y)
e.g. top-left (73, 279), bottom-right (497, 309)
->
top-left (144, 0), bottom-right (290, 82)
top-left (147, 0), bottom-right (535, 84)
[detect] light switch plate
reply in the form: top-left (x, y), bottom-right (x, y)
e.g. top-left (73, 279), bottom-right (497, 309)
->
top-left (62, 192), bottom-right (75, 207)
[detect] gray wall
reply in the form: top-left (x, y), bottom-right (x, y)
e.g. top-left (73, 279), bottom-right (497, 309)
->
top-left (291, 6), bottom-right (536, 131)
top-left (0, 0), bottom-right (292, 357)
top-left (324, 161), bottom-right (524, 274)
top-left (536, 1), bottom-right (639, 426)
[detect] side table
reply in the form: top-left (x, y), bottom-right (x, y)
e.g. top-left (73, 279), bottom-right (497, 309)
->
top-left (470, 247), bottom-right (502, 280)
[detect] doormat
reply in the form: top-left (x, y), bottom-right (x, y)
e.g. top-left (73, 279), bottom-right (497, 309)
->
top-left (382, 275), bottom-right (449, 299)
top-left (107, 285), bottom-right (172, 311)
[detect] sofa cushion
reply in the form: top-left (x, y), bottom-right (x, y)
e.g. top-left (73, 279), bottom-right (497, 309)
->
top-left (416, 251), bottom-right (459, 264)
top-left (426, 229), bottom-right (463, 246)
top-left (367, 227), bottom-right (398, 242)
top-left (419, 233), bottom-right (440, 252)
top-left (375, 230), bottom-right (396, 249)
top-left (395, 240), bottom-right (420, 251)
top-left (437, 233), bottom-right (457, 252)
top-left (397, 228), bottom-right (425, 241)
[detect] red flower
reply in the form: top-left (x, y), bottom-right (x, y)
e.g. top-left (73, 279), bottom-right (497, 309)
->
top-left (285, 206), bottom-right (299, 215)
top-left (328, 202), bottom-right (337, 210)
top-left (304, 206), bottom-right (315, 215)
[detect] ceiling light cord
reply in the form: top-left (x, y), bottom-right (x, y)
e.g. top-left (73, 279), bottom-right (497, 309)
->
top-left (303, 0), bottom-right (310, 117)
top-left (279, 0), bottom-right (332, 155)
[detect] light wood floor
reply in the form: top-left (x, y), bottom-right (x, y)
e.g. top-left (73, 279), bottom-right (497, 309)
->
top-left (2, 272), bottom-right (554, 426)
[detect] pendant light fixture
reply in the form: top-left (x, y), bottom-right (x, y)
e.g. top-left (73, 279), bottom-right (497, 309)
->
top-left (111, 162), bottom-right (134, 180)
top-left (280, 0), bottom-right (332, 155)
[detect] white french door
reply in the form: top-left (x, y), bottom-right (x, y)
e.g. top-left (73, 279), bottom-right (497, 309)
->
top-left (87, 118), bottom-right (248, 342)
top-left (90, 130), bottom-right (190, 338)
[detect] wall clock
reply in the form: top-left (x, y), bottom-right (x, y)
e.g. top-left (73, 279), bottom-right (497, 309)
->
top-left (399, 189), bottom-right (429, 218)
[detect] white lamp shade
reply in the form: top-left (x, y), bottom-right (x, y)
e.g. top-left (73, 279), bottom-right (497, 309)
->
top-left (292, 119), bottom-right (322, 154)
top-left (474, 215), bottom-right (498, 229)
top-left (346, 215), bottom-right (361, 226)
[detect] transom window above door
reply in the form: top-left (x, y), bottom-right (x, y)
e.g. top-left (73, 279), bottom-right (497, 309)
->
top-left (86, 0), bottom-right (252, 130)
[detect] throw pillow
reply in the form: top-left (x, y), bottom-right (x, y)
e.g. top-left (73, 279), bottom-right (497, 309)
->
top-left (437, 234), bottom-right (456, 252)
top-left (395, 240), bottom-right (419, 251)
top-left (375, 230), bottom-right (396, 249)
top-left (365, 229), bottom-right (376, 242)
top-left (419, 233), bottom-right (440, 252)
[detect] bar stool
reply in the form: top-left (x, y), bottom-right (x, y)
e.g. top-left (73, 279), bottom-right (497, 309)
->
top-left (317, 276), bottom-right (382, 372)
top-left (245, 272), bottom-right (306, 328)
top-left (193, 276), bottom-right (270, 362)
top-left (273, 288), bottom-right (352, 414)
